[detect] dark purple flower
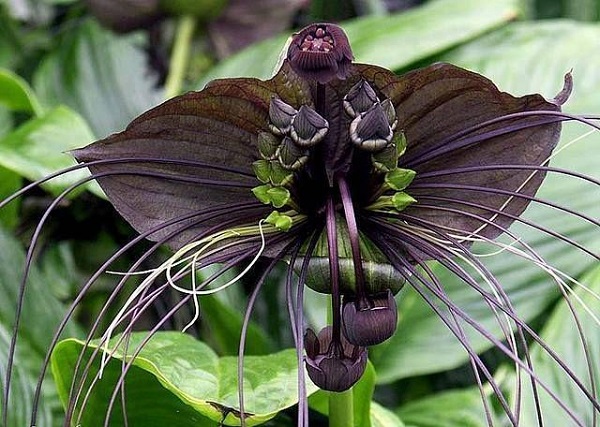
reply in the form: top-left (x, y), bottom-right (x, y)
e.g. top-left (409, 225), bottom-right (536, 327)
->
top-left (3, 22), bottom-right (600, 427)
top-left (304, 326), bottom-right (367, 392)
top-left (287, 23), bottom-right (354, 83)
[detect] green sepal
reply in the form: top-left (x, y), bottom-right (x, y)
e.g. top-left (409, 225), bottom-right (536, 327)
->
top-left (270, 161), bottom-right (294, 186)
top-left (392, 192), bottom-right (417, 210)
top-left (267, 186), bottom-right (291, 208)
top-left (392, 131), bottom-right (407, 158)
top-left (265, 210), bottom-right (293, 232)
top-left (252, 159), bottom-right (272, 183)
top-left (385, 168), bottom-right (416, 191)
top-left (252, 184), bottom-right (272, 204)
top-left (372, 143), bottom-right (398, 173)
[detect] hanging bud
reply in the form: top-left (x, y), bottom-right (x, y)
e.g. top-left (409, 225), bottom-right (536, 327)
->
top-left (304, 326), bottom-right (368, 392)
top-left (268, 97), bottom-right (297, 136)
top-left (287, 23), bottom-right (354, 84)
top-left (350, 103), bottom-right (394, 152)
top-left (380, 98), bottom-right (398, 131)
top-left (258, 132), bottom-right (281, 160)
top-left (372, 143), bottom-right (398, 173)
top-left (290, 106), bottom-right (329, 147)
top-left (343, 79), bottom-right (379, 118)
top-left (342, 289), bottom-right (398, 346)
top-left (277, 137), bottom-right (309, 171)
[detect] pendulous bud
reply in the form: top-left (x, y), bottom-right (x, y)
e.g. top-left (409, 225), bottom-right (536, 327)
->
top-left (350, 103), bottom-right (394, 152)
top-left (268, 97), bottom-right (297, 136)
top-left (343, 79), bottom-right (379, 117)
top-left (287, 23), bottom-right (354, 84)
top-left (290, 106), bottom-right (329, 147)
top-left (277, 136), bottom-right (309, 170)
top-left (342, 289), bottom-right (398, 346)
top-left (304, 326), bottom-right (368, 392)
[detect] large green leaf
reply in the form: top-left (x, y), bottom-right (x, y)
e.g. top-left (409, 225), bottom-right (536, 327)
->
top-left (0, 227), bottom-right (81, 427)
top-left (33, 19), bottom-right (164, 138)
top-left (0, 68), bottom-right (43, 115)
top-left (51, 332), bottom-right (319, 426)
top-left (397, 388), bottom-right (497, 427)
top-left (517, 265), bottom-right (600, 425)
top-left (372, 20), bottom-right (600, 382)
top-left (0, 105), bottom-right (102, 195)
top-left (194, 0), bottom-right (519, 87)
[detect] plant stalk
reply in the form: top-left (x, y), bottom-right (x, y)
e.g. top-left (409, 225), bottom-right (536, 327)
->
top-left (329, 388), bottom-right (354, 427)
top-left (165, 14), bottom-right (196, 98)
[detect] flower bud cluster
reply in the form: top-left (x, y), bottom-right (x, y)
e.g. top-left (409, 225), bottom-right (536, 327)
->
top-left (252, 97), bottom-right (329, 230)
top-left (343, 79), bottom-right (417, 213)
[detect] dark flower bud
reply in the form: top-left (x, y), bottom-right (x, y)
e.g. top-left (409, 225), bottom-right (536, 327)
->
top-left (86, 0), bottom-right (163, 33)
top-left (343, 79), bottom-right (379, 118)
top-left (277, 136), bottom-right (309, 171)
top-left (290, 106), bottom-right (329, 147)
top-left (380, 98), bottom-right (398, 131)
top-left (257, 131), bottom-right (280, 160)
top-left (304, 326), bottom-right (368, 392)
top-left (342, 289), bottom-right (398, 346)
top-left (350, 103), bottom-right (394, 152)
top-left (268, 97), bottom-right (297, 136)
top-left (287, 23), bottom-right (354, 84)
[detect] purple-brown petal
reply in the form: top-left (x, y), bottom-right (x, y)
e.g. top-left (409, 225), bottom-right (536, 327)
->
top-left (353, 62), bottom-right (568, 245)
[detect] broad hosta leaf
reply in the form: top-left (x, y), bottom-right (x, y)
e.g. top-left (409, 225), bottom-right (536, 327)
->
top-left (397, 388), bottom-right (497, 427)
top-left (517, 265), bottom-right (600, 425)
top-left (0, 105), bottom-right (101, 195)
top-left (372, 21), bottom-right (600, 383)
top-left (33, 19), bottom-right (163, 138)
top-left (372, 402), bottom-right (406, 427)
top-left (0, 68), bottom-right (43, 115)
top-left (194, 0), bottom-right (519, 87)
top-left (51, 332), bottom-right (319, 426)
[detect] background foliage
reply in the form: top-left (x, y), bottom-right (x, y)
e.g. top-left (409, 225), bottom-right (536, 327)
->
top-left (0, 0), bottom-right (599, 425)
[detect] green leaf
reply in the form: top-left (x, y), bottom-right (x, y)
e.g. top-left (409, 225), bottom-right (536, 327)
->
top-left (371, 20), bottom-right (600, 383)
top-left (0, 166), bottom-right (21, 229)
top-left (0, 68), bottom-right (43, 115)
top-left (194, 0), bottom-right (520, 86)
top-left (51, 332), bottom-right (319, 426)
top-left (33, 19), bottom-right (164, 138)
top-left (371, 401), bottom-right (406, 427)
top-left (199, 292), bottom-right (275, 356)
top-left (0, 106), bottom-right (102, 196)
top-left (517, 265), bottom-right (600, 425)
top-left (397, 388), bottom-right (496, 427)
top-left (0, 227), bottom-right (80, 426)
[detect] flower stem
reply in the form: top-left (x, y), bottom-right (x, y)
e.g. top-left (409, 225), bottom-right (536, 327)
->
top-left (329, 388), bottom-right (354, 427)
top-left (165, 14), bottom-right (196, 99)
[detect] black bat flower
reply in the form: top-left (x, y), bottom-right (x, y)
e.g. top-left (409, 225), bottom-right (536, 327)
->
top-left (3, 22), bottom-right (600, 427)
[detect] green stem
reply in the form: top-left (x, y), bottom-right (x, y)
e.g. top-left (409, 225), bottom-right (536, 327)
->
top-left (164, 15), bottom-right (197, 99)
top-left (329, 388), bottom-right (354, 427)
